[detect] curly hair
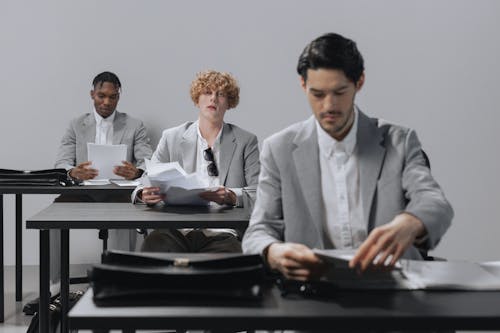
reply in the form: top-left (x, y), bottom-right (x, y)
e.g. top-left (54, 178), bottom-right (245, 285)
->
top-left (190, 70), bottom-right (240, 109)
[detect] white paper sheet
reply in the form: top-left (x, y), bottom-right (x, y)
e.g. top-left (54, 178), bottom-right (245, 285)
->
top-left (480, 261), bottom-right (500, 277)
top-left (87, 143), bottom-right (127, 180)
top-left (143, 160), bottom-right (213, 205)
top-left (83, 179), bottom-right (111, 186)
top-left (110, 179), bottom-right (141, 187)
top-left (402, 260), bottom-right (500, 290)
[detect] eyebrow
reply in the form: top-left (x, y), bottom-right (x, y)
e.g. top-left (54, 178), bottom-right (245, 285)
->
top-left (97, 92), bottom-right (119, 97)
top-left (309, 86), bottom-right (349, 93)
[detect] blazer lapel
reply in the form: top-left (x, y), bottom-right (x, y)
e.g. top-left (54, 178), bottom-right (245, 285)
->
top-left (219, 124), bottom-right (236, 185)
top-left (292, 117), bottom-right (325, 243)
top-left (79, 114), bottom-right (96, 162)
top-left (357, 111), bottom-right (386, 231)
top-left (82, 113), bottom-right (96, 145)
top-left (112, 111), bottom-right (126, 144)
top-left (180, 123), bottom-right (198, 173)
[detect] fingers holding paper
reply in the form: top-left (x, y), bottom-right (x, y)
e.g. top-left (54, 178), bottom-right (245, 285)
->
top-left (141, 186), bottom-right (164, 205)
top-left (349, 213), bottom-right (426, 273)
top-left (114, 161), bottom-right (140, 180)
top-left (266, 243), bottom-right (326, 281)
top-left (69, 161), bottom-right (98, 180)
top-left (199, 186), bottom-right (237, 205)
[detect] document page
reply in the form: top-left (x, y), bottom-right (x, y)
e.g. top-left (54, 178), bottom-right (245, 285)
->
top-left (110, 179), bottom-right (141, 187)
top-left (87, 143), bottom-right (127, 180)
top-left (402, 260), bottom-right (500, 290)
top-left (83, 179), bottom-right (111, 186)
top-left (480, 261), bottom-right (500, 278)
top-left (143, 160), bottom-right (213, 205)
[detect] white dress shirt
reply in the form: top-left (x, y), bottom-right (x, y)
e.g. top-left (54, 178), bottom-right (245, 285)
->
top-left (93, 108), bottom-right (115, 145)
top-left (317, 107), bottom-right (367, 249)
top-left (189, 120), bottom-right (237, 236)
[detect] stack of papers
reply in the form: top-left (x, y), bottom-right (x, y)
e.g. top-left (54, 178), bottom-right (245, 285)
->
top-left (313, 249), bottom-right (500, 290)
top-left (142, 160), bottom-right (215, 205)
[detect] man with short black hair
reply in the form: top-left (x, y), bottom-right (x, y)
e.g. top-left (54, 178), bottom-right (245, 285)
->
top-left (242, 33), bottom-right (453, 280)
top-left (54, 71), bottom-right (152, 252)
top-left (56, 71), bottom-right (152, 183)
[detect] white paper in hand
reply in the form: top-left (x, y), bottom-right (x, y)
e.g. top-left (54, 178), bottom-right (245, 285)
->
top-left (143, 160), bottom-right (210, 205)
top-left (87, 143), bottom-right (127, 180)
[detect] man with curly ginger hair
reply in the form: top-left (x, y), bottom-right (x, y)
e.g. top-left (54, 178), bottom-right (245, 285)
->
top-left (133, 70), bottom-right (260, 252)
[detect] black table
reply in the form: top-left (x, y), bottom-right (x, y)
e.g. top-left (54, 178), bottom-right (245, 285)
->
top-left (69, 286), bottom-right (500, 331)
top-left (0, 184), bottom-right (134, 322)
top-left (26, 202), bottom-right (249, 333)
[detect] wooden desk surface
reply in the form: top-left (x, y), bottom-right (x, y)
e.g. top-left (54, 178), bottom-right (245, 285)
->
top-left (26, 202), bottom-right (249, 229)
top-left (69, 287), bottom-right (500, 331)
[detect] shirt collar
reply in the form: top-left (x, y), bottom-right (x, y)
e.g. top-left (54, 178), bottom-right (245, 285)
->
top-left (316, 106), bottom-right (359, 157)
top-left (93, 108), bottom-right (116, 125)
top-left (195, 119), bottom-right (223, 149)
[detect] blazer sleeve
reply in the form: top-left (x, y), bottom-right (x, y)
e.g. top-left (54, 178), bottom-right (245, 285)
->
top-left (228, 132), bottom-right (260, 207)
top-left (243, 134), bottom-right (260, 187)
top-left (151, 130), bottom-right (172, 163)
top-left (131, 129), bottom-right (169, 204)
top-left (132, 121), bottom-right (153, 170)
top-left (242, 138), bottom-right (285, 255)
top-left (54, 121), bottom-right (77, 170)
top-left (402, 130), bottom-right (454, 249)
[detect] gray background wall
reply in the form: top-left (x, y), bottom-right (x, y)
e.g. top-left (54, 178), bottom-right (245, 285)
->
top-left (1, 0), bottom-right (499, 265)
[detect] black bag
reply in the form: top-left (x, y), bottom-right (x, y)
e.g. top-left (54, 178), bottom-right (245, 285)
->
top-left (89, 250), bottom-right (267, 306)
top-left (26, 291), bottom-right (84, 333)
top-left (0, 168), bottom-right (75, 186)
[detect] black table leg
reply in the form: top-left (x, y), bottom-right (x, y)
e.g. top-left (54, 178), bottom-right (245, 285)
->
top-left (39, 230), bottom-right (50, 333)
top-left (60, 229), bottom-right (69, 333)
top-left (16, 194), bottom-right (22, 302)
top-left (0, 194), bottom-right (4, 323)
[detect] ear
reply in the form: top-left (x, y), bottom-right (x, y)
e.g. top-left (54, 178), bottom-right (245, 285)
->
top-left (300, 76), bottom-right (307, 92)
top-left (355, 73), bottom-right (365, 92)
top-left (90, 90), bottom-right (95, 99)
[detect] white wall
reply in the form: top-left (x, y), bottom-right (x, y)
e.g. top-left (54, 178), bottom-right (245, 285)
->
top-left (1, 0), bottom-right (499, 265)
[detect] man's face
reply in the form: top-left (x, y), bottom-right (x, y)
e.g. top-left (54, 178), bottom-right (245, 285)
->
top-left (301, 68), bottom-right (364, 140)
top-left (90, 82), bottom-right (120, 118)
top-left (197, 87), bottom-right (229, 123)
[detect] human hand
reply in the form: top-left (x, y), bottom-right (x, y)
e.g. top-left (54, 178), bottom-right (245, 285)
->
top-left (140, 186), bottom-right (164, 205)
top-left (69, 161), bottom-right (98, 180)
top-left (349, 213), bottom-right (426, 273)
top-left (199, 186), bottom-right (236, 205)
top-left (266, 242), bottom-right (326, 281)
top-left (113, 161), bottom-right (140, 180)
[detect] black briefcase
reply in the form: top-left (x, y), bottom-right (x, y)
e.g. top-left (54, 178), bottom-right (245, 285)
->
top-left (89, 250), bottom-right (267, 306)
top-left (0, 168), bottom-right (74, 186)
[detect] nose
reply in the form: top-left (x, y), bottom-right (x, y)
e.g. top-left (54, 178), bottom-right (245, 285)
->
top-left (210, 92), bottom-right (217, 101)
top-left (323, 94), bottom-right (337, 111)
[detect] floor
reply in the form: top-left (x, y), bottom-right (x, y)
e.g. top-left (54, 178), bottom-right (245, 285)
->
top-left (1, 264), bottom-right (91, 333)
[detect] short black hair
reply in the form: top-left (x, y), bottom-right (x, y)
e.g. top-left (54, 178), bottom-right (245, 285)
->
top-left (92, 71), bottom-right (121, 89)
top-left (297, 33), bottom-right (364, 84)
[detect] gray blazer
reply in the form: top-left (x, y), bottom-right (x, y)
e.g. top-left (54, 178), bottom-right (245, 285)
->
top-left (55, 111), bottom-right (152, 170)
top-left (136, 121), bottom-right (260, 205)
top-left (242, 111), bottom-right (453, 260)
